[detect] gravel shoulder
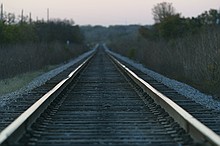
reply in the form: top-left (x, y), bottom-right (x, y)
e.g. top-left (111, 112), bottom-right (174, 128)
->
top-left (105, 45), bottom-right (220, 111)
top-left (0, 48), bottom-right (96, 107)
top-left (2, 44), bottom-right (220, 111)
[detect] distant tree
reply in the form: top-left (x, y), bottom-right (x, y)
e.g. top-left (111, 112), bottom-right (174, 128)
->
top-left (197, 9), bottom-right (219, 25)
top-left (152, 2), bottom-right (176, 23)
top-left (139, 26), bottom-right (158, 40)
top-left (34, 20), bottom-right (84, 44)
top-left (6, 13), bottom-right (16, 24)
top-left (0, 8), bottom-right (85, 45)
top-left (156, 14), bottom-right (187, 39)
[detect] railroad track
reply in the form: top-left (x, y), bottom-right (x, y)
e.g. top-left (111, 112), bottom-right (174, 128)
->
top-left (0, 45), bottom-right (220, 146)
top-left (114, 57), bottom-right (220, 134)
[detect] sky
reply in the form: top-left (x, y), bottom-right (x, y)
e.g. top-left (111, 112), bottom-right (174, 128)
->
top-left (1, 0), bottom-right (220, 26)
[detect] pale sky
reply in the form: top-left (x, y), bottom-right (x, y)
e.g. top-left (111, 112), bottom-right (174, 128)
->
top-left (1, 0), bottom-right (220, 26)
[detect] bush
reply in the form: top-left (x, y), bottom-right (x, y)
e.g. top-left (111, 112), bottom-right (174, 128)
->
top-left (0, 42), bottom-right (88, 79)
top-left (0, 10), bottom-right (87, 79)
top-left (108, 26), bottom-right (220, 96)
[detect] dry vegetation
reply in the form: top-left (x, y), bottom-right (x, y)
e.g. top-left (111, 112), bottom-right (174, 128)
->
top-left (0, 43), bottom-right (88, 79)
top-left (105, 4), bottom-right (220, 97)
top-left (108, 26), bottom-right (220, 97)
top-left (0, 66), bottom-right (56, 96)
top-left (0, 7), bottom-right (88, 80)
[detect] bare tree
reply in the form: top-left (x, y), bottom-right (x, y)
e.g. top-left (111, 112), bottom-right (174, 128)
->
top-left (152, 2), bottom-right (176, 23)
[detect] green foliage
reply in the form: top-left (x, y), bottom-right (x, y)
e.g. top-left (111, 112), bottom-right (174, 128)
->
top-left (156, 14), bottom-right (188, 39)
top-left (140, 7), bottom-right (220, 41)
top-left (34, 20), bottom-right (84, 44)
top-left (128, 48), bottom-right (136, 59)
top-left (138, 26), bottom-right (158, 40)
top-left (0, 23), bottom-right (37, 44)
top-left (109, 26), bottom-right (220, 97)
top-left (0, 11), bottom-right (84, 45)
top-left (198, 9), bottom-right (220, 25)
top-left (0, 9), bottom-right (86, 80)
top-left (81, 25), bottom-right (139, 44)
top-left (0, 43), bottom-right (89, 79)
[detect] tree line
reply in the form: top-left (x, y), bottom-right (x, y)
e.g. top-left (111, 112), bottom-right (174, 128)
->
top-left (0, 5), bottom-right (88, 80)
top-left (0, 6), bottom-right (84, 45)
top-left (139, 2), bottom-right (220, 40)
top-left (108, 2), bottom-right (220, 97)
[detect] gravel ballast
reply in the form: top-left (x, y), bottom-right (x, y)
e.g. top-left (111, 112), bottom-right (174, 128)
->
top-left (105, 45), bottom-right (220, 111)
top-left (0, 47), bottom-right (96, 107)
top-left (1, 44), bottom-right (220, 111)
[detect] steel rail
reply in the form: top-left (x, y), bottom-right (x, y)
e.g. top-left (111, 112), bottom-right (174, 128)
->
top-left (108, 53), bottom-right (220, 146)
top-left (0, 53), bottom-right (95, 146)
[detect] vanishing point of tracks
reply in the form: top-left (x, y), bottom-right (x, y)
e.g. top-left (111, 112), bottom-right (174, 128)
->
top-left (0, 45), bottom-right (220, 146)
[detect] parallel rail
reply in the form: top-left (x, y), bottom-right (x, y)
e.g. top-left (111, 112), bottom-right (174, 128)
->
top-left (0, 46), bottom-right (220, 145)
top-left (109, 53), bottom-right (220, 146)
top-left (0, 53), bottom-right (95, 145)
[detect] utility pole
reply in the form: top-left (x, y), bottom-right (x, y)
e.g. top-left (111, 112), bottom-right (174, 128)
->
top-left (0, 3), bottom-right (3, 21)
top-left (29, 12), bottom-right (32, 23)
top-left (47, 8), bottom-right (49, 22)
top-left (21, 9), bottom-right (24, 23)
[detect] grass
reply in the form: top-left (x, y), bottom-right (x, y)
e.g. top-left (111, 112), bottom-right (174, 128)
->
top-left (0, 65), bottom-right (58, 96)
